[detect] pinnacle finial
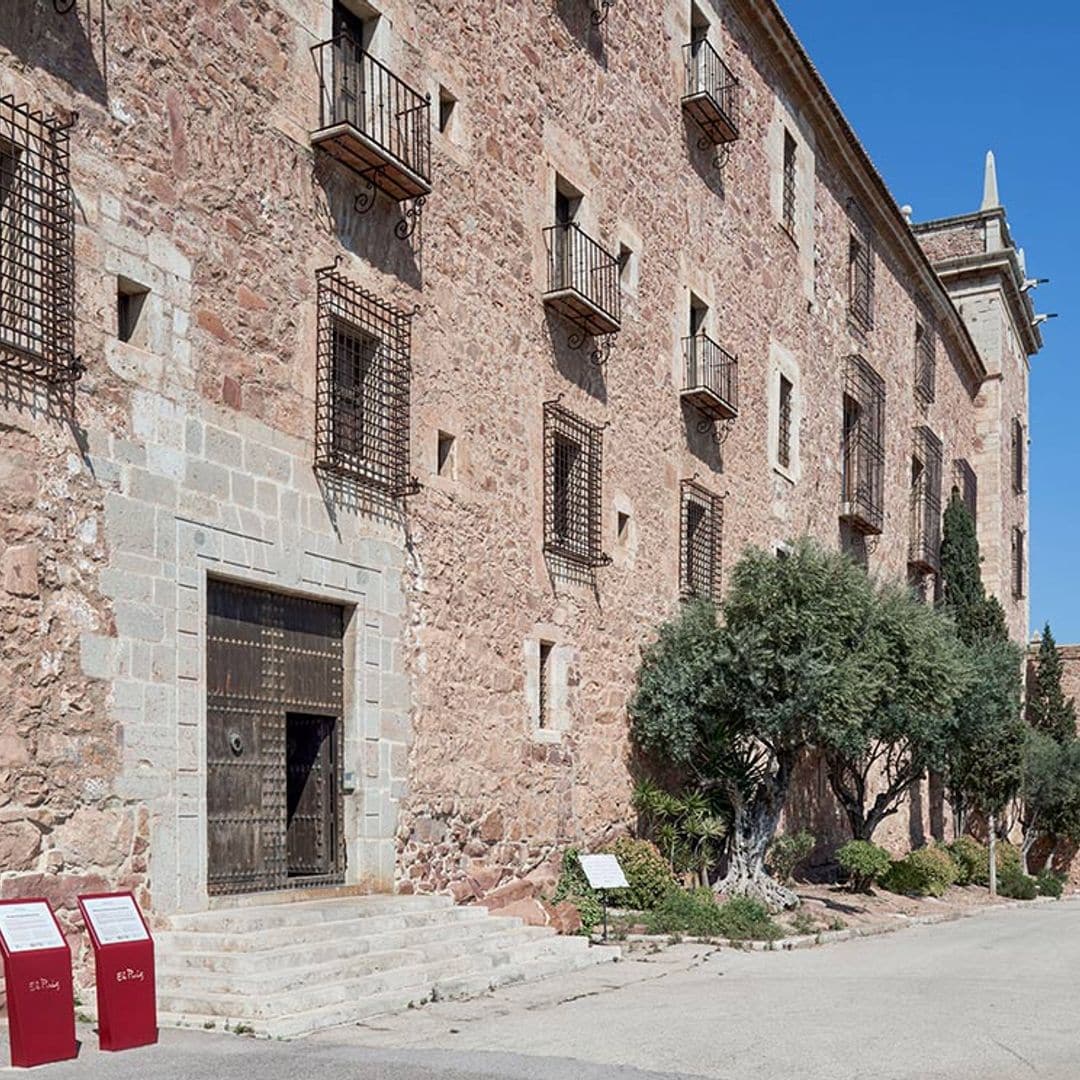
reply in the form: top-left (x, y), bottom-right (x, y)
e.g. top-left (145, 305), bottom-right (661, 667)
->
top-left (981, 150), bottom-right (999, 211)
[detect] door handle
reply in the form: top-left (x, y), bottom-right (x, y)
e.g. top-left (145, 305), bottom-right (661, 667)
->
top-left (228, 731), bottom-right (243, 756)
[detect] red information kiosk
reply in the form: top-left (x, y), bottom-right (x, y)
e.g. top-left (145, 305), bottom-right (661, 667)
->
top-left (0, 897), bottom-right (78, 1068)
top-left (77, 892), bottom-right (158, 1051)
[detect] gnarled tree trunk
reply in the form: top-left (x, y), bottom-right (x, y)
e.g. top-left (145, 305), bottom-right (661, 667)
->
top-left (714, 751), bottom-right (798, 910)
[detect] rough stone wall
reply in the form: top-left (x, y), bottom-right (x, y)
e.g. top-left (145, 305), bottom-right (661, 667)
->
top-left (0, 0), bottom-right (413, 968)
top-left (394, 0), bottom-right (986, 897)
top-left (1054, 647), bottom-right (1080, 725)
top-left (0, 0), bottom-right (1033, 938)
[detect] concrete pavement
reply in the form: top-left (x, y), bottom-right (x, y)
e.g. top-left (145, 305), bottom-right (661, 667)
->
top-left (10, 901), bottom-right (1080, 1079)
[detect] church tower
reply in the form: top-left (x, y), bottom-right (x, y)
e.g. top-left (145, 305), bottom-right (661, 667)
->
top-left (913, 153), bottom-right (1043, 643)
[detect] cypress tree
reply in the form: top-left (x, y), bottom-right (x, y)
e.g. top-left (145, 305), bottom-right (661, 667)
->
top-left (938, 493), bottom-right (1008, 645)
top-left (1027, 623), bottom-right (1078, 746)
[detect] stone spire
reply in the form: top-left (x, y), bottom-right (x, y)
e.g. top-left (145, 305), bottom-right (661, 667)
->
top-left (981, 150), bottom-right (999, 210)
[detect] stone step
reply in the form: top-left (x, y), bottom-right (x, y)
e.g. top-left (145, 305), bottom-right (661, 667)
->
top-left (158, 937), bottom-right (611, 1038)
top-left (166, 893), bottom-right (452, 934)
top-left (157, 903), bottom-right (486, 954)
top-left (156, 925), bottom-right (556, 995)
top-left (156, 892), bottom-right (618, 1038)
top-left (157, 912), bottom-right (526, 974)
top-left (157, 951), bottom-right (501, 1020)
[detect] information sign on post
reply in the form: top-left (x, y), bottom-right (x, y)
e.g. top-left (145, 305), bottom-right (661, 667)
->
top-left (0, 898), bottom-right (77, 1068)
top-left (577, 854), bottom-right (629, 943)
top-left (77, 892), bottom-right (158, 1051)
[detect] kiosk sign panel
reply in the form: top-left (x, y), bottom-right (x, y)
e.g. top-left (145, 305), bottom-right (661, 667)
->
top-left (78, 892), bottom-right (158, 1051)
top-left (0, 898), bottom-right (77, 1068)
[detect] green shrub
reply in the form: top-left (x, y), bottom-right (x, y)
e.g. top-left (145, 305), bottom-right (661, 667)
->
top-left (788, 910), bottom-right (817, 936)
top-left (947, 836), bottom-right (988, 886)
top-left (551, 848), bottom-right (602, 932)
top-left (882, 846), bottom-right (958, 897)
top-left (644, 888), bottom-right (724, 936)
top-left (643, 889), bottom-right (783, 940)
top-left (998, 868), bottom-right (1038, 900)
top-left (768, 830), bottom-right (815, 885)
top-left (603, 837), bottom-right (676, 910)
top-left (837, 840), bottom-right (892, 892)
top-left (1036, 870), bottom-right (1065, 899)
top-left (716, 896), bottom-right (784, 941)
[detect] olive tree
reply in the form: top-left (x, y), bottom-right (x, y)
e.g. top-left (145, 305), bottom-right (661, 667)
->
top-left (823, 585), bottom-right (969, 842)
top-left (630, 540), bottom-right (883, 909)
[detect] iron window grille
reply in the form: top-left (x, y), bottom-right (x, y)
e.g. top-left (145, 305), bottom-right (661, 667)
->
top-left (543, 222), bottom-right (621, 338)
top-left (781, 130), bottom-right (797, 236)
top-left (1012, 526), bottom-right (1026, 598)
top-left (314, 267), bottom-right (417, 496)
top-left (1012, 418), bottom-right (1026, 493)
top-left (681, 39), bottom-right (740, 146)
top-left (543, 400), bottom-right (609, 568)
top-left (777, 374), bottom-right (793, 469)
top-left (908, 426), bottom-right (943, 573)
top-left (848, 203), bottom-right (874, 331)
top-left (310, 35), bottom-right (432, 202)
top-left (681, 333), bottom-right (738, 420)
top-left (680, 479), bottom-right (723, 603)
top-left (915, 320), bottom-right (936, 404)
top-left (840, 355), bottom-right (885, 535)
top-left (0, 96), bottom-right (79, 385)
top-left (953, 458), bottom-right (977, 522)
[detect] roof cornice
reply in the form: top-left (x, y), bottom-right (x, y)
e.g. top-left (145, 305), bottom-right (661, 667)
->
top-left (732, 0), bottom-right (987, 383)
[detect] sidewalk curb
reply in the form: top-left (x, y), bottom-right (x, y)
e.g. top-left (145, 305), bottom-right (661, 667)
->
top-left (617, 892), bottom-right (1080, 953)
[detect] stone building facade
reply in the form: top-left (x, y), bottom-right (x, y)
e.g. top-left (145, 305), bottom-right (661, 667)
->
top-left (0, 0), bottom-right (1039, 935)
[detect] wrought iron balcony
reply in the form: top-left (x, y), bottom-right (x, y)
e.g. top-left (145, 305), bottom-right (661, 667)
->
top-left (542, 223), bottom-right (621, 337)
top-left (908, 427), bottom-right (943, 574)
top-left (680, 334), bottom-right (738, 420)
top-left (840, 356), bottom-right (885, 536)
top-left (311, 36), bottom-right (431, 202)
top-left (682, 40), bottom-right (739, 146)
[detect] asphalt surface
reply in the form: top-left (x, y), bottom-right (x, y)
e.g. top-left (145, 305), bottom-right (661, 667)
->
top-left (9, 901), bottom-right (1079, 1079)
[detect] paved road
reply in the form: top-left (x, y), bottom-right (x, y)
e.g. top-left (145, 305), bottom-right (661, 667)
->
top-left (14, 902), bottom-right (1080, 1079)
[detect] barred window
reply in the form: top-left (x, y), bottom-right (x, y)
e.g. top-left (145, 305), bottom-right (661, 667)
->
top-left (840, 355), bottom-right (885, 535)
top-left (781, 130), bottom-right (796, 236)
top-left (543, 401), bottom-right (608, 567)
top-left (0, 96), bottom-right (78, 384)
top-left (914, 321), bottom-right (936, 404)
top-left (1012, 527), bottom-right (1026, 598)
top-left (680, 480), bottom-right (723, 603)
top-left (908, 426), bottom-right (943, 573)
top-left (953, 458), bottom-right (978, 522)
top-left (1012, 418), bottom-right (1026, 493)
top-left (315, 267), bottom-right (416, 496)
top-left (848, 205), bottom-right (874, 331)
top-left (777, 374), bottom-right (793, 469)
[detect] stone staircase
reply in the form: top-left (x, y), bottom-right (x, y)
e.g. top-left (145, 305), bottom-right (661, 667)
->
top-left (154, 889), bottom-right (615, 1038)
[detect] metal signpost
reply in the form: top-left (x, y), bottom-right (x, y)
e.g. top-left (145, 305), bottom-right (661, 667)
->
top-left (578, 854), bottom-right (630, 943)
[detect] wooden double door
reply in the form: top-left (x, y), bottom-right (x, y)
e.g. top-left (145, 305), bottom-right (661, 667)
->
top-left (206, 580), bottom-right (346, 895)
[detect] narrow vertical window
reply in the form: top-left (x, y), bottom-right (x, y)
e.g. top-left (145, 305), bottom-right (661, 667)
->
top-left (1012, 527), bottom-right (1026, 598)
top-left (915, 321), bottom-right (936, 404)
top-left (848, 208), bottom-right (875, 330)
top-left (437, 86), bottom-right (456, 134)
top-left (436, 430), bottom-right (456, 478)
top-left (840, 356), bottom-right (885, 534)
top-left (1012, 418), bottom-right (1026, 493)
top-left (538, 641), bottom-right (553, 728)
top-left (781, 130), bottom-right (797, 236)
top-left (777, 374), bottom-right (793, 470)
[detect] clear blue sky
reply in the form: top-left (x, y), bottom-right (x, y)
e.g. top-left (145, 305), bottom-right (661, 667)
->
top-left (780, 1), bottom-right (1079, 643)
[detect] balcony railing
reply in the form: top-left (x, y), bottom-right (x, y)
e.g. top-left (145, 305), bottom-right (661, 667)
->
top-left (840, 357), bottom-right (885, 535)
top-left (908, 426), bottom-right (943, 573)
top-left (542, 223), bottom-right (621, 337)
top-left (680, 334), bottom-right (738, 420)
top-left (682, 40), bottom-right (739, 146)
top-left (311, 36), bottom-right (431, 201)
